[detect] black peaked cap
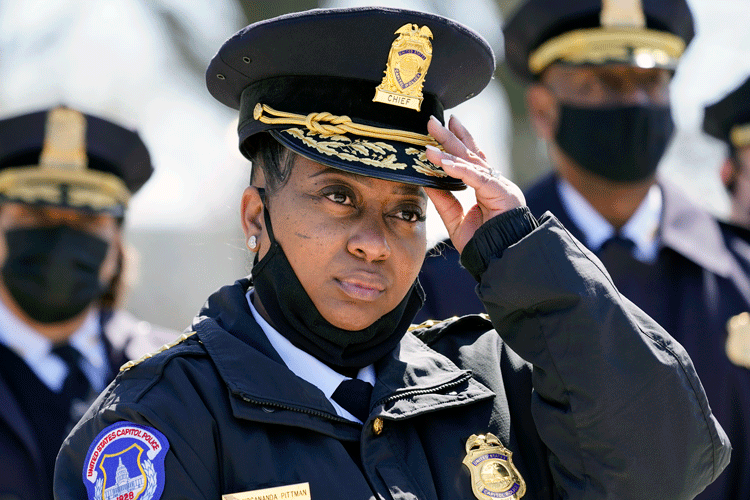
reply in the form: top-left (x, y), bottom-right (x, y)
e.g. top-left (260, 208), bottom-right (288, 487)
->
top-left (206, 7), bottom-right (495, 190)
top-left (503, 0), bottom-right (695, 82)
top-left (703, 76), bottom-right (750, 147)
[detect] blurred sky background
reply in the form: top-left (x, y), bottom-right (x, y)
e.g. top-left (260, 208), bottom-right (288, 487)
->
top-left (0, 0), bottom-right (748, 329)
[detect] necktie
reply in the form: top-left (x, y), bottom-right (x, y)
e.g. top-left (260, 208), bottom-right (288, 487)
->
top-left (331, 378), bottom-right (373, 422)
top-left (597, 234), bottom-right (636, 281)
top-left (52, 343), bottom-right (92, 402)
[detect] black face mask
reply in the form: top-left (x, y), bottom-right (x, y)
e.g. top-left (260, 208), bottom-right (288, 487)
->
top-left (2, 226), bottom-right (109, 323)
top-left (555, 104), bottom-right (675, 182)
top-left (251, 194), bottom-right (425, 369)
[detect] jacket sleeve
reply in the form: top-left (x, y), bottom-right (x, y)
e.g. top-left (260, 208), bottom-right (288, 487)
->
top-left (54, 375), bottom-right (217, 499)
top-left (464, 210), bottom-right (730, 499)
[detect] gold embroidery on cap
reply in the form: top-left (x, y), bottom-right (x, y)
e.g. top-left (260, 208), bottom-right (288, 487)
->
top-left (528, 29), bottom-right (684, 74)
top-left (528, 0), bottom-right (682, 75)
top-left (405, 147), bottom-right (447, 177)
top-left (601, 0), bottom-right (646, 29)
top-left (254, 103), bottom-right (439, 148)
top-left (463, 433), bottom-right (526, 500)
top-left (254, 104), bottom-right (448, 177)
top-left (0, 107), bottom-right (130, 210)
top-left (726, 313), bottom-right (750, 369)
top-left (40, 107), bottom-right (88, 170)
top-left (730, 124), bottom-right (750, 148)
top-left (373, 24), bottom-right (433, 111)
top-left (283, 128), bottom-right (407, 170)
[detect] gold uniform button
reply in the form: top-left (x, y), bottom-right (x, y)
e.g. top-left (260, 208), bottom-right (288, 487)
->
top-left (373, 417), bottom-right (384, 435)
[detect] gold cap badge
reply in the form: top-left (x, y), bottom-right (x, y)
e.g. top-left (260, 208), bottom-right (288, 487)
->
top-left (40, 107), bottom-right (88, 171)
top-left (373, 23), bottom-right (433, 112)
top-left (463, 433), bottom-right (526, 500)
top-left (726, 312), bottom-right (750, 369)
top-left (600, 0), bottom-right (646, 29)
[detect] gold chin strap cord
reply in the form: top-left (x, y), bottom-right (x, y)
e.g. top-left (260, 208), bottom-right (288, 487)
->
top-left (253, 103), bottom-right (440, 148)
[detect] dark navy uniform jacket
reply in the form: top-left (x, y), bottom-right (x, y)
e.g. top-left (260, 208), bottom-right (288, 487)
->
top-left (54, 215), bottom-right (729, 499)
top-left (0, 311), bottom-right (177, 500)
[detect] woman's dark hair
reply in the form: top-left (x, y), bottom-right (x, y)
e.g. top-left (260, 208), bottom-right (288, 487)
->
top-left (242, 133), bottom-right (297, 194)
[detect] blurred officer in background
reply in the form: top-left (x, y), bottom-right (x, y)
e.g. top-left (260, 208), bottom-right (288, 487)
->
top-left (0, 106), bottom-right (177, 500)
top-left (704, 75), bottom-right (750, 229)
top-left (418, 1), bottom-right (750, 498)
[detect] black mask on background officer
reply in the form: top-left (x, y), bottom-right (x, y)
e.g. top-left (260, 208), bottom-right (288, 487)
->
top-left (704, 75), bottom-right (750, 228)
top-left (0, 105), bottom-right (177, 500)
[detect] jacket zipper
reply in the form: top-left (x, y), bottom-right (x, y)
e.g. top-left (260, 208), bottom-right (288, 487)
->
top-left (239, 371), bottom-right (474, 421)
top-left (237, 394), bottom-right (355, 424)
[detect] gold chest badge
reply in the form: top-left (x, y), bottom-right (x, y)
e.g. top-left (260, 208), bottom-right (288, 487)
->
top-left (726, 312), bottom-right (750, 369)
top-left (373, 23), bottom-right (433, 111)
top-left (463, 433), bottom-right (526, 500)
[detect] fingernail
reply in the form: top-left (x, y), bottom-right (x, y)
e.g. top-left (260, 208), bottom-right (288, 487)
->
top-left (441, 159), bottom-right (455, 167)
top-left (425, 144), bottom-right (440, 152)
top-left (429, 115), bottom-right (442, 125)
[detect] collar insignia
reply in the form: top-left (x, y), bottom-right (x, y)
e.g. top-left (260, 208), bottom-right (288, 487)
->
top-left (463, 433), bottom-right (526, 500)
top-left (726, 313), bottom-right (750, 368)
top-left (373, 23), bottom-right (433, 111)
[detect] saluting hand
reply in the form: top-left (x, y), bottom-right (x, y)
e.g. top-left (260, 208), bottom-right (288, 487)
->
top-left (425, 115), bottom-right (526, 254)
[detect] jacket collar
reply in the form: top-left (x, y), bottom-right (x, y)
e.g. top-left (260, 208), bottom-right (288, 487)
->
top-left (528, 174), bottom-right (735, 278)
top-left (192, 279), bottom-right (493, 427)
top-left (658, 178), bottom-right (734, 277)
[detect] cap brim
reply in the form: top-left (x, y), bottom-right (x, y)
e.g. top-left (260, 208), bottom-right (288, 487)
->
top-left (269, 128), bottom-right (466, 190)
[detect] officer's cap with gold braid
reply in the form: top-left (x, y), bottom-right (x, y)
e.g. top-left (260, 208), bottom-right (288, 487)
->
top-left (503, 0), bottom-right (695, 83)
top-left (703, 76), bottom-right (750, 151)
top-left (206, 7), bottom-right (494, 190)
top-left (0, 106), bottom-right (152, 216)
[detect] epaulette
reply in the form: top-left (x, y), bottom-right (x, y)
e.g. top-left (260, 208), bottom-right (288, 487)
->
top-left (407, 317), bottom-right (457, 332)
top-left (120, 331), bottom-right (199, 372)
top-left (411, 313), bottom-right (492, 346)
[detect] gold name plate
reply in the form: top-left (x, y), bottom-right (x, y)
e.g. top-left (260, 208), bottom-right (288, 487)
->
top-left (373, 89), bottom-right (423, 111)
top-left (222, 482), bottom-right (311, 500)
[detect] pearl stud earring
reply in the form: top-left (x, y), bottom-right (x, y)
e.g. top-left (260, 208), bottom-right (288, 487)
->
top-left (248, 235), bottom-right (257, 249)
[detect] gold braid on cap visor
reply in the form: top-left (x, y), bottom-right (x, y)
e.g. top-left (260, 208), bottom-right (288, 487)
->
top-left (731, 124), bottom-right (750, 148)
top-left (253, 103), bottom-right (441, 148)
top-left (0, 167), bottom-right (131, 210)
top-left (528, 28), bottom-right (686, 74)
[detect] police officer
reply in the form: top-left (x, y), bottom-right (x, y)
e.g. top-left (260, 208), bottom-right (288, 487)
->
top-left (55, 8), bottom-right (728, 500)
top-left (417, 2), bottom-right (750, 497)
top-left (0, 106), bottom-right (177, 500)
top-left (704, 75), bottom-right (750, 228)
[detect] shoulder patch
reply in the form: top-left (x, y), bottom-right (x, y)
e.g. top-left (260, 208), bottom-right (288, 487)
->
top-left (83, 421), bottom-right (170, 500)
top-left (120, 331), bottom-right (198, 372)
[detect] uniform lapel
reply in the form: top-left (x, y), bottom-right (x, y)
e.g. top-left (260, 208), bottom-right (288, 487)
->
top-left (659, 179), bottom-right (735, 278)
top-left (0, 373), bottom-right (44, 474)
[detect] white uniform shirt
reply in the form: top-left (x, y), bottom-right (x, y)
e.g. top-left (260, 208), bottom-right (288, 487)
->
top-left (557, 178), bottom-right (663, 264)
top-left (247, 290), bottom-right (375, 423)
top-left (0, 298), bottom-right (108, 392)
